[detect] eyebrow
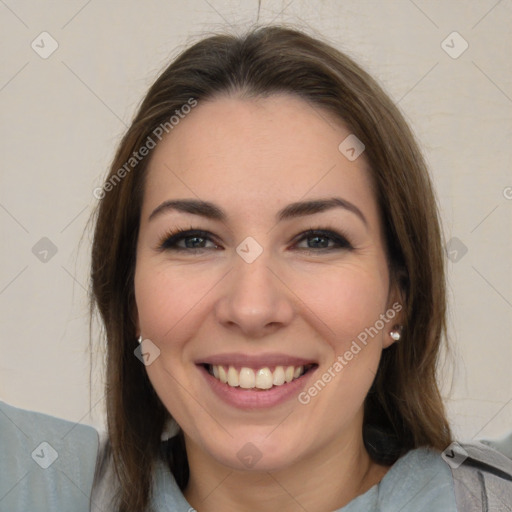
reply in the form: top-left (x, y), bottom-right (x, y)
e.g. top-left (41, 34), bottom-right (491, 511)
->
top-left (148, 197), bottom-right (368, 227)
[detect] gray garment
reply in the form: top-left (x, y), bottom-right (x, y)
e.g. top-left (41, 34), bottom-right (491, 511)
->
top-left (450, 437), bottom-right (512, 511)
top-left (0, 400), bottom-right (98, 512)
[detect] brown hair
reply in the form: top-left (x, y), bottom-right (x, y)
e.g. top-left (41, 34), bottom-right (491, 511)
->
top-left (90, 25), bottom-right (452, 511)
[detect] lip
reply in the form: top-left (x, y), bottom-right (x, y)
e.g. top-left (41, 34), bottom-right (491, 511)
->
top-left (196, 352), bottom-right (317, 370)
top-left (197, 363), bottom-right (318, 410)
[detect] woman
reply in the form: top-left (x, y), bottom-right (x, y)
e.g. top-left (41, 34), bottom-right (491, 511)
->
top-left (89, 26), bottom-right (512, 511)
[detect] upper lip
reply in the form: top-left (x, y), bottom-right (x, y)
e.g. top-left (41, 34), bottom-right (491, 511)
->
top-left (196, 352), bottom-right (317, 369)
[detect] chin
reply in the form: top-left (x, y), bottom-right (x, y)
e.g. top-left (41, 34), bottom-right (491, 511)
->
top-left (195, 429), bottom-right (306, 473)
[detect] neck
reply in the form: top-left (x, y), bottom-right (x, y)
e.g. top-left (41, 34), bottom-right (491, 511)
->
top-left (182, 427), bottom-right (390, 512)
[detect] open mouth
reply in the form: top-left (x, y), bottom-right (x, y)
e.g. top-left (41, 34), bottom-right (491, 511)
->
top-left (201, 363), bottom-right (318, 391)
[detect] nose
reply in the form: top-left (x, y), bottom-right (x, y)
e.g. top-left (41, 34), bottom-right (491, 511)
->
top-left (214, 250), bottom-right (295, 339)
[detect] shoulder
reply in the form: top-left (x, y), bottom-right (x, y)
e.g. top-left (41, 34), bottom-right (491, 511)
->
top-left (0, 400), bottom-right (99, 512)
top-left (378, 446), bottom-right (457, 511)
top-left (364, 433), bottom-right (512, 512)
top-left (448, 434), bottom-right (512, 512)
top-left (374, 434), bottom-right (512, 512)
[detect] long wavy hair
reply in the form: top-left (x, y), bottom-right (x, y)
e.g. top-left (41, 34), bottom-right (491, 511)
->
top-left (90, 25), bottom-right (452, 511)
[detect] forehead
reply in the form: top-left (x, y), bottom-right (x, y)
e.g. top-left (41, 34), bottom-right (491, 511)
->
top-left (142, 94), bottom-right (378, 227)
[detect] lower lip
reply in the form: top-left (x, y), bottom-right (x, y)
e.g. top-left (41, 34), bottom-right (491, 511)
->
top-left (197, 365), bottom-right (318, 409)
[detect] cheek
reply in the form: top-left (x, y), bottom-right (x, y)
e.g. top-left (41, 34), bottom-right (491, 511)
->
top-left (134, 263), bottom-right (206, 419)
top-left (134, 262), bottom-right (212, 345)
top-left (293, 267), bottom-right (388, 427)
top-left (291, 262), bottom-right (389, 345)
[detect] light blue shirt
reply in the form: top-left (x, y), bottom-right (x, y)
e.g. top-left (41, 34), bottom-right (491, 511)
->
top-left (4, 400), bottom-right (512, 511)
top-left (150, 445), bottom-right (457, 511)
top-left (0, 400), bottom-right (98, 512)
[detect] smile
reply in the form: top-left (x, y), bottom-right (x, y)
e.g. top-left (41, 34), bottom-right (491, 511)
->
top-left (205, 364), bottom-right (316, 390)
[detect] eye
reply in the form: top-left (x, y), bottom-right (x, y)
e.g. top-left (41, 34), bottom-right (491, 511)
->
top-left (157, 226), bottom-right (353, 253)
top-left (157, 228), bottom-right (220, 252)
top-left (293, 229), bottom-right (353, 251)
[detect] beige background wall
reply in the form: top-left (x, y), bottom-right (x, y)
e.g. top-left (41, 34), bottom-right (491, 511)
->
top-left (0, 0), bottom-right (511, 441)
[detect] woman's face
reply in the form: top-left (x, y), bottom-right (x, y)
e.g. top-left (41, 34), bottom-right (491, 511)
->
top-left (134, 93), bottom-right (402, 471)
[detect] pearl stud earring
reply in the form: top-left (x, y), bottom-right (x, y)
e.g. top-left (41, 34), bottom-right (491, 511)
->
top-left (389, 325), bottom-right (402, 341)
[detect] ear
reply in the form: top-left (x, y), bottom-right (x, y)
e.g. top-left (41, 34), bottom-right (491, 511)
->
top-left (383, 267), bottom-right (407, 349)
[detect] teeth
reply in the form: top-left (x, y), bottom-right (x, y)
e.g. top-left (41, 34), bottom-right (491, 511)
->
top-left (239, 368), bottom-right (255, 388)
top-left (218, 366), bottom-right (228, 384)
top-left (209, 364), bottom-right (307, 390)
top-left (227, 366), bottom-right (239, 387)
top-left (255, 368), bottom-right (273, 389)
top-left (272, 366), bottom-right (285, 386)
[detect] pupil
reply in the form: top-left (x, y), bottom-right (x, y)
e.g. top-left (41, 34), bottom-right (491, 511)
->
top-left (310, 235), bottom-right (327, 248)
top-left (186, 237), bottom-right (204, 248)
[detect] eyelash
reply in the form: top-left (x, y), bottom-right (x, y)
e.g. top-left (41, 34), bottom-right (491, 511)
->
top-left (156, 226), bottom-right (354, 253)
